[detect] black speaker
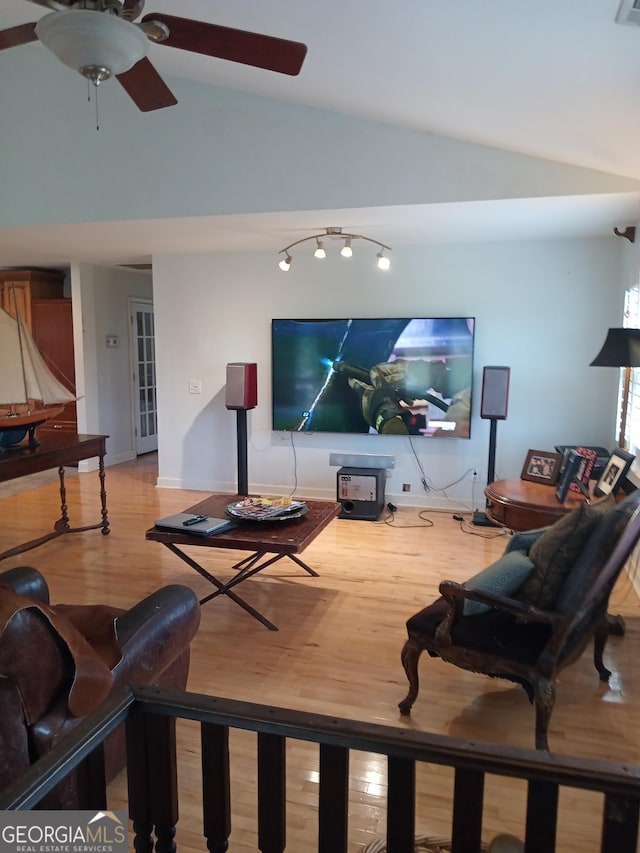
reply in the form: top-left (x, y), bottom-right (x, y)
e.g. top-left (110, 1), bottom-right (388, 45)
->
top-left (480, 366), bottom-right (510, 420)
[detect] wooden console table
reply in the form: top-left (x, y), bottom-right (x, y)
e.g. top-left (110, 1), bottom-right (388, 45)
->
top-left (484, 477), bottom-right (586, 531)
top-left (0, 433), bottom-right (109, 561)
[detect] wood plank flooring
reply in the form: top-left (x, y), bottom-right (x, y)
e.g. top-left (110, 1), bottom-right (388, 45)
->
top-left (1, 453), bottom-right (639, 851)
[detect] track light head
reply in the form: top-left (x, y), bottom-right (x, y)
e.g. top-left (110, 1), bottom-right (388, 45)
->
top-left (314, 239), bottom-right (326, 259)
top-left (278, 253), bottom-right (292, 271)
top-left (340, 238), bottom-right (353, 258)
top-left (377, 251), bottom-right (390, 270)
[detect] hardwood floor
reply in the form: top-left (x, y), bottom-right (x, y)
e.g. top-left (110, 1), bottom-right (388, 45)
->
top-left (1, 453), bottom-right (639, 851)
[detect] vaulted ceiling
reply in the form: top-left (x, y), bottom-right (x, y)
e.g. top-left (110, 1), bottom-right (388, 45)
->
top-left (4, 0), bottom-right (640, 266)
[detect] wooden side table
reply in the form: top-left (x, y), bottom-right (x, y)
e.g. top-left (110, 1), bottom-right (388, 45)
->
top-left (484, 478), bottom-right (586, 531)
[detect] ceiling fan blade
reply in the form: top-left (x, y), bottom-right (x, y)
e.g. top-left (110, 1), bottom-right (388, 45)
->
top-left (0, 22), bottom-right (38, 51)
top-left (116, 57), bottom-right (177, 112)
top-left (141, 13), bottom-right (307, 76)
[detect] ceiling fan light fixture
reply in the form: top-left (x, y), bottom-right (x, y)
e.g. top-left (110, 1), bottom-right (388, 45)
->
top-left (35, 9), bottom-right (149, 82)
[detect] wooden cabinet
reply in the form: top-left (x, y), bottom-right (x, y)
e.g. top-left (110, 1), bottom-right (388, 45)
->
top-left (0, 268), bottom-right (77, 434)
top-left (31, 299), bottom-right (77, 434)
top-left (0, 269), bottom-right (65, 328)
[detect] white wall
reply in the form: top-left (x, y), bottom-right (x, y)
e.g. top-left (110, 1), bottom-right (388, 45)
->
top-left (152, 235), bottom-right (621, 509)
top-left (71, 264), bottom-right (153, 469)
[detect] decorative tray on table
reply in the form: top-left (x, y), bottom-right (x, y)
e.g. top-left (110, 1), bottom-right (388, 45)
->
top-left (225, 496), bottom-right (308, 523)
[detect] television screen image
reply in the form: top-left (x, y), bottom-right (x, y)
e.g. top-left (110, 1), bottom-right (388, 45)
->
top-left (271, 317), bottom-right (475, 437)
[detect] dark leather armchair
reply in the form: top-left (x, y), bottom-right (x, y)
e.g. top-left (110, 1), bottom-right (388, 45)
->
top-left (398, 490), bottom-right (640, 750)
top-left (0, 566), bottom-right (201, 808)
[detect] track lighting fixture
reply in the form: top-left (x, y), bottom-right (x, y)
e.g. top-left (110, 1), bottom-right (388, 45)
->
top-left (277, 226), bottom-right (391, 271)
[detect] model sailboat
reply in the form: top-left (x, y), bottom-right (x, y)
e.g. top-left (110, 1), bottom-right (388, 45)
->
top-left (0, 306), bottom-right (75, 450)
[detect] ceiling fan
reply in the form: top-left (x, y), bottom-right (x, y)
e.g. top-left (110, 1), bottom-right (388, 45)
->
top-left (0, 0), bottom-right (308, 112)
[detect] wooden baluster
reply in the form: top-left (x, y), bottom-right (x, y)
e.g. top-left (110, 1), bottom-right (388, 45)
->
top-left (525, 779), bottom-right (558, 850)
top-left (601, 794), bottom-right (640, 853)
top-left (154, 825), bottom-right (176, 853)
top-left (201, 722), bottom-right (231, 853)
top-left (451, 768), bottom-right (484, 853)
top-left (257, 732), bottom-right (286, 853)
top-left (386, 756), bottom-right (415, 853)
top-left (318, 744), bottom-right (349, 853)
top-left (131, 822), bottom-right (154, 853)
top-left (75, 745), bottom-right (107, 810)
top-left (126, 706), bottom-right (178, 853)
top-left (127, 709), bottom-right (154, 853)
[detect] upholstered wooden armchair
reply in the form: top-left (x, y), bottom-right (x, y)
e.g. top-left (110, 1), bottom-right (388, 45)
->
top-left (0, 566), bottom-right (201, 808)
top-left (398, 489), bottom-right (640, 750)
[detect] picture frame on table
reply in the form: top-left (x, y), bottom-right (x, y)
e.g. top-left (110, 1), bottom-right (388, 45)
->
top-left (593, 448), bottom-right (635, 497)
top-left (556, 449), bottom-right (583, 503)
top-left (568, 446), bottom-right (597, 495)
top-left (520, 449), bottom-right (562, 485)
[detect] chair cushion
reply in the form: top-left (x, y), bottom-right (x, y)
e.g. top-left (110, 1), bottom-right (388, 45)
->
top-left (463, 550), bottom-right (535, 615)
top-left (517, 495), bottom-right (614, 610)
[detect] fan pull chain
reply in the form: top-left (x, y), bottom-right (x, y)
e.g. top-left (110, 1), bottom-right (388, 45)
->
top-left (86, 79), bottom-right (101, 131)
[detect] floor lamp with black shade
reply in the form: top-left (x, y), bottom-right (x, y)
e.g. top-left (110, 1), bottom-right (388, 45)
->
top-left (590, 328), bottom-right (640, 450)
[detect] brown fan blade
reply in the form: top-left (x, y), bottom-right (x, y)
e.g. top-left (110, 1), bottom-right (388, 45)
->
top-left (117, 57), bottom-right (177, 112)
top-left (141, 13), bottom-right (307, 76)
top-left (0, 22), bottom-right (38, 51)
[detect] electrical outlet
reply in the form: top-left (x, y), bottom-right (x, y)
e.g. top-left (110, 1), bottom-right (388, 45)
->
top-left (188, 380), bottom-right (202, 395)
top-left (402, 483), bottom-right (411, 492)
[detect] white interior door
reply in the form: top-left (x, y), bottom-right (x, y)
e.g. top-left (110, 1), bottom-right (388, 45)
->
top-left (130, 299), bottom-right (158, 455)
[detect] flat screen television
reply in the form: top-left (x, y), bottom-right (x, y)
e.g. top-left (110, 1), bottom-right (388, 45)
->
top-left (271, 317), bottom-right (475, 437)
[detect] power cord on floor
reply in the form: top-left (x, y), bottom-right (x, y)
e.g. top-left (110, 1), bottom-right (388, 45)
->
top-left (451, 512), bottom-right (512, 538)
top-left (375, 502), bottom-right (434, 528)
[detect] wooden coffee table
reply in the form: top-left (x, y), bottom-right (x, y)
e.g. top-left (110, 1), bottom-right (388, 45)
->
top-left (146, 494), bottom-right (340, 630)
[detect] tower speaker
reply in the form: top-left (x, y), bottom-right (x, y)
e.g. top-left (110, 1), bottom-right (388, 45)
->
top-left (225, 362), bottom-right (257, 410)
top-left (480, 366), bottom-right (510, 420)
